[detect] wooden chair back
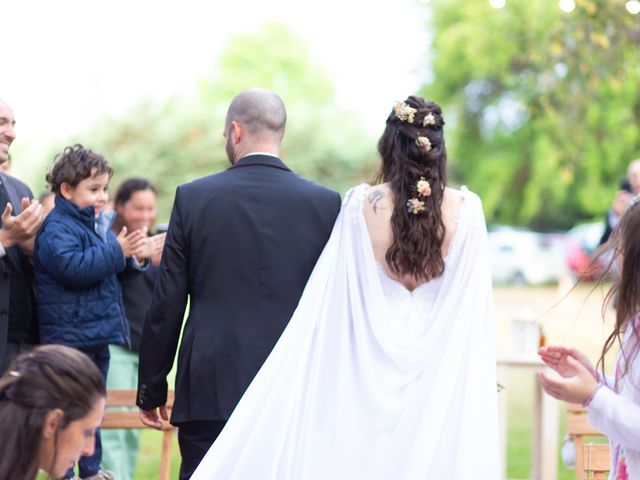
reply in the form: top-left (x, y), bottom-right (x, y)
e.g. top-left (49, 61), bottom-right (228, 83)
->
top-left (582, 444), bottom-right (610, 479)
top-left (566, 404), bottom-right (610, 480)
top-left (103, 389), bottom-right (176, 480)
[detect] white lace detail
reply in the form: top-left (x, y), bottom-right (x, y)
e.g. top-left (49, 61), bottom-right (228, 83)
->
top-left (375, 262), bottom-right (443, 344)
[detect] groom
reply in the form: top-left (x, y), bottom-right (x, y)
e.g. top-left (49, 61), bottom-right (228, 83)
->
top-left (137, 88), bottom-right (341, 479)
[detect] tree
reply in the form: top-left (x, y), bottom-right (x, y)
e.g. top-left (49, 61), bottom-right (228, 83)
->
top-left (426, 0), bottom-right (640, 229)
top-left (56, 22), bottom-right (375, 220)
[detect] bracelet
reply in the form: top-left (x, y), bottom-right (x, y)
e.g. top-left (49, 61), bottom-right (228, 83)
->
top-left (582, 383), bottom-right (603, 408)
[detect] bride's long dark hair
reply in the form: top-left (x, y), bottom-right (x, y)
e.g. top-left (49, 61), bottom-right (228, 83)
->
top-left (374, 96), bottom-right (447, 282)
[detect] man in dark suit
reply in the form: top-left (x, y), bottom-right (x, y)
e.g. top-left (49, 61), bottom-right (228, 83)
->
top-left (137, 89), bottom-right (341, 479)
top-left (0, 99), bottom-right (44, 372)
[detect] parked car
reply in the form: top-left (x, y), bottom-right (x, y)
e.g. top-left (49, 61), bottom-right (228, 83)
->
top-left (488, 227), bottom-right (568, 285)
top-left (565, 221), bottom-right (609, 280)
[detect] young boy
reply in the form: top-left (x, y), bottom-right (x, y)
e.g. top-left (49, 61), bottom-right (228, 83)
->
top-left (34, 144), bottom-right (148, 480)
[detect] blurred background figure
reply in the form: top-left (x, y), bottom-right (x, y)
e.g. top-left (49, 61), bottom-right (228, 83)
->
top-left (599, 159), bottom-right (640, 245)
top-left (38, 191), bottom-right (55, 216)
top-left (101, 178), bottom-right (165, 480)
top-left (0, 344), bottom-right (107, 480)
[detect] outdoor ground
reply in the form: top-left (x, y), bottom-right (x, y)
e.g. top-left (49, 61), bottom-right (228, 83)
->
top-left (134, 282), bottom-right (615, 479)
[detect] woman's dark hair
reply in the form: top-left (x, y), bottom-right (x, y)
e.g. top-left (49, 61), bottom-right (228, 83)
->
top-left (374, 96), bottom-right (447, 282)
top-left (114, 178), bottom-right (157, 207)
top-left (0, 345), bottom-right (106, 480)
top-left (597, 200), bottom-right (640, 380)
top-left (46, 144), bottom-right (113, 195)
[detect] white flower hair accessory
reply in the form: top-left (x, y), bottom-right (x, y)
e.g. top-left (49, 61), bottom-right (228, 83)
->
top-left (415, 136), bottom-right (432, 151)
top-left (394, 102), bottom-right (417, 124)
top-left (422, 112), bottom-right (436, 127)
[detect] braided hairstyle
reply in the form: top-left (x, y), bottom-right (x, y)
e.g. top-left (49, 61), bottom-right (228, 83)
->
top-left (0, 345), bottom-right (106, 480)
top-left (375, 96), bottom-right (447, 282)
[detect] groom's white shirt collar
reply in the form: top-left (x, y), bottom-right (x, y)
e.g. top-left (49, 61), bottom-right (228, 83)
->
top-left (241, 152), bottom-right (279, 159)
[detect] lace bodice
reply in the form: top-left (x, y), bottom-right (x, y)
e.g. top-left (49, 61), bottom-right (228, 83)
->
top-left (375, 262), bottom-right (444, 343)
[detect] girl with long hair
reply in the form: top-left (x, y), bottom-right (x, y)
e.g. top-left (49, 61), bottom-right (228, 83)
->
top-left (538, 197), bottom-right (640, 479)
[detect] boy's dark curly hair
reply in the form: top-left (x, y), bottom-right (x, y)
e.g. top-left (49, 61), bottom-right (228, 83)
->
top-left (46, 144), bottom-right (112, 195)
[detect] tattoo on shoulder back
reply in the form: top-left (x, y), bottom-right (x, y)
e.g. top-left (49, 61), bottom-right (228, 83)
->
top-left (368, 189), bottom-right (385, 214)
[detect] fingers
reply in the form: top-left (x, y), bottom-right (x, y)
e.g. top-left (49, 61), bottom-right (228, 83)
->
top-left (153, 235), bottom-right (165, 253)
top-left (139, 409), bottom-right (165, 430)
top-left (537, 371), bottom-right (562, 400)
top-left (1, 201), bottom-right (44, 247)
top-left (566, 355), bottom-right (589, 377)
top-left (20, 197), bottom-right (31, 211)
top-left (159, 405), bottom-right (169, 421)
top-left (17, 201), bottom-right (44, 236)
top-left (126, 228), bottom-right (147, 243)
top-left (1, 202), bottom-right (12, 222)
top-left (117, 226), bottom-right (128, 239)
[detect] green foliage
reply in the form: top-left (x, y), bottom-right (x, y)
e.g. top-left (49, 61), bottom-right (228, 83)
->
top-left (426, 0), bottom-right (640, 229)
top-left (55, 22), bottom-right (376, 221)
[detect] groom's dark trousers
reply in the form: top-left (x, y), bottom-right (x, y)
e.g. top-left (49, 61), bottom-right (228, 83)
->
top-left (177, 421), bottom-right (226, 479)
top-left (136, 154), bottom-right (341, 479)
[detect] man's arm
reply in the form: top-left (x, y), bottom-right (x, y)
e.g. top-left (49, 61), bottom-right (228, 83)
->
top-left (137, 187), bottom-right (190, 427)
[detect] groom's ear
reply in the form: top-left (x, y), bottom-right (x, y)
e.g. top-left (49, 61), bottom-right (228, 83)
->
top-left (230, 121), bottom-right (244, 145)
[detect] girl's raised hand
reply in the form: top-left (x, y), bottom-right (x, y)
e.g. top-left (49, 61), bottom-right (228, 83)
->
top-left (538, 345), bottom-right (598, 381)
top-left (536, 355), bottom-right (599, 405)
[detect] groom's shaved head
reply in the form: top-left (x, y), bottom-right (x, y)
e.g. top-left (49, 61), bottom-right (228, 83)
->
top-left (226, 88), bottom-right (286, 138)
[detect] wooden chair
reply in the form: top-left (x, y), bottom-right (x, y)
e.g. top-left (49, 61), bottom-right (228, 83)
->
top-left (566, 404), bottom-right (610, 480)
top-left (582, 444), bottom-right (610, 479)
top-left (102, 389), bottom-right (176, 480)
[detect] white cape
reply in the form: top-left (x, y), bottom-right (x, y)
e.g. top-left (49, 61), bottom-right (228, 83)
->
top-left (192, 184), bottom-right (500, 479)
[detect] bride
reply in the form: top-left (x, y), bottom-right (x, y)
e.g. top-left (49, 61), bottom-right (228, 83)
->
top-left (192, 96), bottom-right (500, 479)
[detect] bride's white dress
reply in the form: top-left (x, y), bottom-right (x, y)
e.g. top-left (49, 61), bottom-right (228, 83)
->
top-left (191, 184), bottom-right (500, 479)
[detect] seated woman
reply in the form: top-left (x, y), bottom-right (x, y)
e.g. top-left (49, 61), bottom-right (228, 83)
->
top-left (0, 344), bottom-right (106, 480)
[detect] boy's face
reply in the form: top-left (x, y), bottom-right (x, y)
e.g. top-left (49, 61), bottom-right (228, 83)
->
top-left (61, 170), bottom-right (110, 218)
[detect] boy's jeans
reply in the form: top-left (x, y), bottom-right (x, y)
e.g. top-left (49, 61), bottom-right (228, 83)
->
top-left (64, 344), bottom-right (110, 479)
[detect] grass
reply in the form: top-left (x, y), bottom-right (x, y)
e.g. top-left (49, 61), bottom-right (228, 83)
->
top-left (131, 283), bottom-right (615, 479)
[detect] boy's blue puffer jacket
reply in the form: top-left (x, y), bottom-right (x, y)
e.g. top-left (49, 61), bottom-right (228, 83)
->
top-left (34, 196), bottom-right (131, 348)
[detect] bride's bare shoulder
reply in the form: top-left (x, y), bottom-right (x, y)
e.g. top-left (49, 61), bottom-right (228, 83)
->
top-left (444, 186), bottom-right (466, 203)
top-left (364, 183), bottom-right (393, 215)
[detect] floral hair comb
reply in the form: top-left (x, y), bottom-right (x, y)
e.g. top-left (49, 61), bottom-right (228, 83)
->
top-left (406, 177), bottom-right (432, 215)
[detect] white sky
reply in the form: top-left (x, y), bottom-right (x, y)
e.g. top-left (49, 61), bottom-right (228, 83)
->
top-left (2, 0), bottom-right (430, 179)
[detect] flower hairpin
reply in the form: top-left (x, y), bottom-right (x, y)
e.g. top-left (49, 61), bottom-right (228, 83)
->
top-left (416, 177), bottom-right (432, 197)
top-left (406, 177), bottom-right (432, 215)
top-left (415, 136), bottom-right (432, 151)
top-left (394, 102), bottom-right (417, 124)
top-left (422, 112), bottom-right (436, 127)
top-left (406, 198), bottom-right (426, 215)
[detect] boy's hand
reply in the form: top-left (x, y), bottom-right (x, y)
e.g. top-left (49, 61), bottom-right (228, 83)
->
top-left (129, 230), bottom-right (164, 261)
top-left (116, 227), bottom-right (147, 258)
top-left (0, 198), bottom-right (44, 248)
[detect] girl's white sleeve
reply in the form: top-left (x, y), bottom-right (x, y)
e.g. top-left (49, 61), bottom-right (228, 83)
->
top-left (587, 386), bottom-right (640, 447)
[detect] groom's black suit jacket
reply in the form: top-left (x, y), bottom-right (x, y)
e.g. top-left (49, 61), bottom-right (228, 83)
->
top-left (137, 154), bottom-right (341, 423)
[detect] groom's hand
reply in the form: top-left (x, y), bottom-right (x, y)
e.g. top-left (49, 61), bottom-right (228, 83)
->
top-left (139, 405), bottom-right (169, 430)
